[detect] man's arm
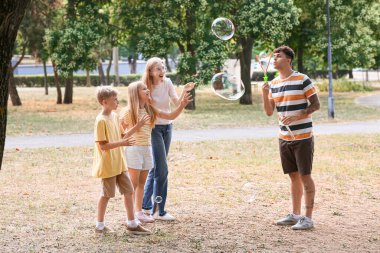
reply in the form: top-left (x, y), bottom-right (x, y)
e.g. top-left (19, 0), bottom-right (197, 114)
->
top-left (261, 82), bottom-right (275, 116)
top-left (302, 93), bottom-right (320, 115)
top-left (282, 94), bottom-right (320, 125)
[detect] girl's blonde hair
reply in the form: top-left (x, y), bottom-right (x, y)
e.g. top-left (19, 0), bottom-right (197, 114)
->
top-left (142, 57), bottom-right (165, 91)
top-left (124, 81), bottom-right (158, 127)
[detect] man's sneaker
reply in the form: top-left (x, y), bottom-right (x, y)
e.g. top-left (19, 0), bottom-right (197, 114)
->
top-left (127, 225), bottom-right (151, 235)
top-left (142, 208), bottom-right (151, 215)
top-left (94, 226), bottom-right (115, 234)
top-left (153, 211), bottom-right (176, 221)
top-left (275, 214), bottom-right (301, 225)
top-left (136, 211), bottom-right (155, 223)
top-left (291, 216), bottom-right (314, 230)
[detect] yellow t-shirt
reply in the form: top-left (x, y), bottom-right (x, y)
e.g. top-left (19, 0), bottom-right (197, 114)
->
top-left (120, 109), bottom-right (152, 146)
top-left (92, 112), bottom-right (127, 178)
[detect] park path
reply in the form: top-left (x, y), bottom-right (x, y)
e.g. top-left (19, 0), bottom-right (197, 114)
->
top-left (355, 93), bottom-right (380, 107)
top-left (4, 93), bottom-right (380, 149)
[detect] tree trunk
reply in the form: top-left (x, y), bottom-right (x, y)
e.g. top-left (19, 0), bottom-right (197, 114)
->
top-left (239, 37), bottom-right (253, 105)
top-left (86, 69), bottom-right (91, 87)
top-left (184, 9), bottom-right (196, 110)
top-left (165, 56), bottom-right (172, 73)
top-left (98, 59), bottom-right (106, 86)
top-left (43, 60), bottom-right (48, 95)
top-left (0, 0), bottom-right (31, 170)
top-left (130, 56), bottom-right (137, 74)
top-left (132, 58), bottom-right (137, 74)
top-left (8, 44), bottom-right (25, 106)
top-left (348, 69), bottom-right (353, 79)
top-left (63, 72), bottom-right (73, 104)
top-left (297, 41), bottom-right (304, 73)
top-left (8, 67), bottom-right (22, 106)
top-left (106, 50), bottom-right (112, 86)
top-left (113, 47), bottom-right (120, 86)
top-left (52, 61), bottom-right (62, 104)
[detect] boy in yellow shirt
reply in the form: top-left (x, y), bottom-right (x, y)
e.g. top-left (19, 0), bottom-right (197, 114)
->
top-left (93, 86), bottom-right (150, 235)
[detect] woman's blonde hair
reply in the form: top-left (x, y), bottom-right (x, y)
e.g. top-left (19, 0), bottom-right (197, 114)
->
top-left (142, 57), bottom-right (165, 91)
top-left (124, 81), bottom-right (158, 127)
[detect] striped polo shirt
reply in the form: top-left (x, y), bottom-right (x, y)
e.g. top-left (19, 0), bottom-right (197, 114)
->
top-left (269, 71), bottom-right (317, 141)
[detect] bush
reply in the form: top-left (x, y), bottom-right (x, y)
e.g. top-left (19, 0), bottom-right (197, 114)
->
top-left (316, 79), bottom-right (374, 92)
top-left (14, 73), bottom-right (179, 87)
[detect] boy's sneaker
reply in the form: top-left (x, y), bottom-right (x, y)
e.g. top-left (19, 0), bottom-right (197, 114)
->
top-left (275, 213), bottom-right (300, 225)
top-left (94, 226), bottom-right (115, 234)
top-left (291, 216), bottom-right (314, 230)
top-left (142, 208), bottom-right (151, 215)
top-left (136, 211), bottom-right (155, 223)
top-left (127, 224), bottom-right (151, 235)
top-left (153, 211), bottom-right (176, 221)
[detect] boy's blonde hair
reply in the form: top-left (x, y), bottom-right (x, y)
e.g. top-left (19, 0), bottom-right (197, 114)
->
top-left (142, 57), bottom-right (165, 92)
top-left (123, 81), bottom-right (158, 127)
top-left (96, 86), bottom-right (118, 104)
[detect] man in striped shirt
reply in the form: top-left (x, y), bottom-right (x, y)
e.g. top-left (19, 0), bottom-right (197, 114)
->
top-left (261, 45), bottom-right (320, 230)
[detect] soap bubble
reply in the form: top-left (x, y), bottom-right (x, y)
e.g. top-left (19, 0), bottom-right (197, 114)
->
top-left (155, 196), bottom-right (163, 204)
top-left (211, 72), bottom-right (245, 100)
top-left (211, 17), bottom-right (235, 40)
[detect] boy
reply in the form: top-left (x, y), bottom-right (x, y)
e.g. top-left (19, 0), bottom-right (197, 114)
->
top-left (261, 46), bottom-right (320, 230)
top-left (93, 86), bottom-right (150, 235)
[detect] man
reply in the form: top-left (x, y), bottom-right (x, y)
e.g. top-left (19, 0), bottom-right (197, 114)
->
top-left (261, 45), bottom-right (320, 230)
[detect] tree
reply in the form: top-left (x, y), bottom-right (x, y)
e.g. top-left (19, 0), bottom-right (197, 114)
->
top-left (289, 0), bottom-right (380, 75)
top-left (45, 29), bottom-right (63, 104)
top-left (118, 0), bottom-right (229, 109)
top-left (0, 0), bottom-right (31, 170)
top-left (213, 0), bottom-right (300, 104)
top-left (118, 0), bottom-right (299, 107)
top-left (47, 1), bottom-right (105, 103)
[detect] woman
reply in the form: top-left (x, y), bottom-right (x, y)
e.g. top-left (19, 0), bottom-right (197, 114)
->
top-left (141, 57), bottom-right (194, 220)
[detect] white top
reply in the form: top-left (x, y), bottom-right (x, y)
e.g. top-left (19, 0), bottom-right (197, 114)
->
top-left (151, 77), bottom-right (179, 125)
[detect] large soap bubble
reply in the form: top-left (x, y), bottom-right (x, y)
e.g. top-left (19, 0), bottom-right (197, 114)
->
top-left (211, 72), bottom-right (245, 100)
top-left (211, 17), bottom-right (235, 40)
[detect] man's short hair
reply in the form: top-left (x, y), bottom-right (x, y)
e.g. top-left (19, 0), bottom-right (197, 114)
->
top-left (96, 86), bottom-right (118, 104)
top-left (274, 45), bottom-right (295, 62)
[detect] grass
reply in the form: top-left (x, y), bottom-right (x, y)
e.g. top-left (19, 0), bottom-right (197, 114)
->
top-left (317, 79), bottom-right (374, 92)
top-left (1, 134), bottom-right (379, 252)
top-left (7, 85), bottom-right (380, 136)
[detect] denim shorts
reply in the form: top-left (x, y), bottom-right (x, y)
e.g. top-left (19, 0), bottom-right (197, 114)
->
top-left (125, 146), bottom-right (153, 170)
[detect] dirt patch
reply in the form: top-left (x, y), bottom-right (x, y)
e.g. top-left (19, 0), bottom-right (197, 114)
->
top-left (1, 135), bottom-right (379, 252)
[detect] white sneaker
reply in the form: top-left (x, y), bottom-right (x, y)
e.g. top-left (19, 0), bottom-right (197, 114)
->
top-left (291, 216), bottom-right (314, 230)
top-left (275, 213), bottom-right (301, 225)
top-left (142, 208), bottom-right (151, 215)
top-left (153, 211), bottom-right (176, 221)
top-left (136, 211), bottom-right (155, 223)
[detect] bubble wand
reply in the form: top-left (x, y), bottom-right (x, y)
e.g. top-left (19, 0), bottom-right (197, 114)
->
top-left (256, 52), bottom-right (272, 82)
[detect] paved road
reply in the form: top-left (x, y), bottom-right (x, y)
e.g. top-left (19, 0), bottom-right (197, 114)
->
top-left (5, 93), bottom-right (380, 149)
top-left (5, 120), bottom-right (380, 149)
top-left (355, 93), bottom-right (380, 107)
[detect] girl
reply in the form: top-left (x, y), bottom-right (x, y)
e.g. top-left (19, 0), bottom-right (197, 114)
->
top-left (141, 57), bottom-right (195, 221)
top-left (120, 81), bottom-right (192, 223)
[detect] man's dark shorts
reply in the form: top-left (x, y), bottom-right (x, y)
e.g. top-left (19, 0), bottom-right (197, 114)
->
top-left (279, 137), bottom-right (314, 175)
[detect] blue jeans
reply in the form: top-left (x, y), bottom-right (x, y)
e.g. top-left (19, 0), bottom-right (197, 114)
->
top-left (142, 124), bottom-right (172, 216)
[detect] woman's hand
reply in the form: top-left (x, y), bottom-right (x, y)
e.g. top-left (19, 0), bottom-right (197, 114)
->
top-left (184, 82), bottom-right (195, 92)
top-left (121, 135), bottom-right (136, 146)
top-left (137, 114), bottom-right (151, 127)
top-left (180, 92), bottom-right (193, 106)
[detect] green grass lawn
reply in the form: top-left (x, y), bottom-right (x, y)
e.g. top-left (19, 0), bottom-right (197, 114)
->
top-left (7, 85), bottom-right (380, 136)
top-left (1, 134), bottom-right (379, 252)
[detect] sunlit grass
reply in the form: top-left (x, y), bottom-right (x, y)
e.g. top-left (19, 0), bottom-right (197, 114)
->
top-left (7, 86), bottom-right (380, 136)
